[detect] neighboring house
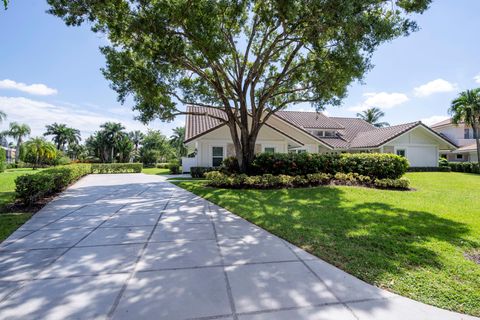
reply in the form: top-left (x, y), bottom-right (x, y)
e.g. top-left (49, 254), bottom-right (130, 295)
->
top-left (1, 146), bottom-right (16, 164)
top-left (182, 106), bottom-right (457, 171)
top-left (430, 118), bottom-right (478, 163)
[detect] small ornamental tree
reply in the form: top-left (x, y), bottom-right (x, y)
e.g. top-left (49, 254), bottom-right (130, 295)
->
top-left (47, 0), bottom-right (431, 172)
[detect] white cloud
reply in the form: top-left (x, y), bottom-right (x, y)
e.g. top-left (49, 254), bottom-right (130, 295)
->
top-left (420, 115), bottom-right (449, 126)
top-left (0, 79), bottom-right (58, 96)
top-left (413, 78), bottom-right (457, 97)
top-left (0, 96), bottom-right (151, 139)
top-left (474, 74), bottom-right (480, 84)
top-left (348, 92), bottom-right (409, 112)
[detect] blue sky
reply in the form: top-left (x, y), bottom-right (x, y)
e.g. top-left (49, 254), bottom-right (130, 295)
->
top-left (1, 1), bottom-right (479, 141)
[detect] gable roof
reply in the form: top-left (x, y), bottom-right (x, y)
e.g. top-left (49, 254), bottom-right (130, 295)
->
top-left (184, 107), bottom-right (457, 149)
top-left (185, 106), bottom-right (227, 143)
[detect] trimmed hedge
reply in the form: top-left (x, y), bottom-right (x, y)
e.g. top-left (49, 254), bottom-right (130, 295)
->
top-left (15, 164), bottom-right (92, 205)
top-left (205, 171), bottom-right (410, 190)
top-left (251, 153), bottom-right (408, 179)
top-left (448, 162), bottom-right (480, 174)
top-left (407, 167), bottom-right (451, 172)
top-left (0, 148), bottom-right (5, 173)
top-left (91, 163), bottom-right (143, 174)
top-left (191, 167), bottom-right (214, 178)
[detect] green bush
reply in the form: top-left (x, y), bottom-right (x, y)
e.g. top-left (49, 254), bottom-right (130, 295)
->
top-left (0, 148), bottom-right (5, 173)
top-left (205, 171), bottom-right (409, 190)
top-left (449, 162), bottom-right (480, 174)
top-left (91, 163), bottom-right (143, 174)
top-left (190, 166), bottom-right (214, 178)
top-left (15, 164), bottom-right (92, 205)
top-left (408, 166), bottom-right (451, 172)
top-left (156, 162), bottom-right (170, 169)
top-left (221, 156), bottom-right (240, 173)
top-left (169, 162), bottom-right (181, 174)
top-left (438, 158), bottom-right (449, 167)
top-left (374, 177), bottom-right (410, 190)
top-left (251, 152), bottom-right (408, 179)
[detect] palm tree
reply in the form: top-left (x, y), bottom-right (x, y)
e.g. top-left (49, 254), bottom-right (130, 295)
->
top-left (356, 107), bottom-right (390, 128)
top-left (6, 122), bottom-right (31, 162)
top-left (170, 127), bottom-right (187, 157)
top-left (450, 89), bottom-right (480, 165)
top-left (44, 123), bottom-right (81, 151)
top-left (129, 130), bottom-right (144, 152)
top-left (100, 122), bottom-right (125, 162)
top-left (24, 137), bottom-right (57, 169)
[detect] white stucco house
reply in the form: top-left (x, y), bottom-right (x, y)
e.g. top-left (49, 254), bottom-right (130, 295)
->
top-left (182, 106), bottom-right (457, 172)
top-left (430, 118), bottom-right (478, 163)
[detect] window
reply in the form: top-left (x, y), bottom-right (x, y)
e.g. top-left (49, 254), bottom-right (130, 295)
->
top-left (297, 149), bottom-right (307, 154)
top-left (464, 128), bottom-right (470, 139)
top-left (456, 154), bottom-right (463, 160)
top-left (212, 146), bottom-right (224, 167)
top-left (264, 147), bottom-right (275, 154)
top-left (324, 131), bottom-right (336, 137)
top-left (396, 149), bottom-right (406, 157)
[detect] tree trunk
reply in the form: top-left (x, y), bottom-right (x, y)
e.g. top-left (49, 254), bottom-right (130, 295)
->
top-left (475, 126), bottom-right (480, 165)
top-left (15, 138), bottom-right (21, 162)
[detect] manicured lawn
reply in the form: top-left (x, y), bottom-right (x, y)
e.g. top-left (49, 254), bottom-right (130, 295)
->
top-left (0, 168), bottom-right (40, 242)
top-left (175, 172), bottom-right (480, 316)
top-left (142, 167), bottom-right (170, 175)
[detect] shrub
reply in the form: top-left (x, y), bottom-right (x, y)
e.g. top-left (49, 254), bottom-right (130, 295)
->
top-left (15, 164), bottom-right (92, 205)
top-left (449, 162), bottom-right (480, 174)
top-left (0, 148), bottom-right (5, 173)
top-left (191, 166), bottom-right (214, 178)
top-left (169, 162), bottom-right (181, 174)
top-left (373, 177), bottom-right (410, 190)
top-left (91, 163), bottom-right (143, 174)
top-left (339, 153), bottom-right (409, 179)
top-left (156, 162), bottom-right (170, 169)
top-left (222, 156), bottom-right (240, 174)
top-left (251, 152), bottom-right (408, 179)
top-left (438, 158), bottom-right (449, 167)
top-left (205, 171), bottom-right (408, 190)
top-left (408, 166), bottom-right (451, 172)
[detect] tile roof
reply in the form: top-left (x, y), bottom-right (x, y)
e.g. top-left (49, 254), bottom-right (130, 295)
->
top-left (349, 122), bottom-right (420, 148)
top-left (430, 118), bottom-right (456, 128)
top-left (185, 106), bottom-right (227, 142)
top-left (275, 111), bottom-right (344, 129)
top-left (184, 107), bottom-right (456, 150)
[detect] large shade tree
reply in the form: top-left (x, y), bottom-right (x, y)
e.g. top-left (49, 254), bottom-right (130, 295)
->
top-left (449, 88), bottom-right (480, 165)
top-left (47, 0), bottom-right (431, 172)
top-left (356, 107), bottom-right (390, 127)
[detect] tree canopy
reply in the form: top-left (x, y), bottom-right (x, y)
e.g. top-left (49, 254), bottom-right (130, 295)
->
top-left (450, 88), bottom-right (480, 164)
top-left (356, 107), bottom-right (390, 127)
top-left (47, 0), bottom-right (431, 171)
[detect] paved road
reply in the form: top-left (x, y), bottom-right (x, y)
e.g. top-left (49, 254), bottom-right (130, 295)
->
top-left (0, 174), bottom-right (477, 320)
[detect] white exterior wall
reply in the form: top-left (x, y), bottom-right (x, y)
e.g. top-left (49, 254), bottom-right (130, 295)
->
top-left (384, 127), bottom-right (449, 167)
top-left (194, 124), bottom-right (290, 167)
top-left (433, 124), bottom-right (475, 147)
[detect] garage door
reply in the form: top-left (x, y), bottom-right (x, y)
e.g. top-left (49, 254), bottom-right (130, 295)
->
top-left (406, 146), bottom-right (437, 167)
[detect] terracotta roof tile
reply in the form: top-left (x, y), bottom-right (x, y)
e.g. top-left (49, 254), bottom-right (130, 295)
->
top-left (275, 111), bottom-right (344, 129)
top-left (185, 106), bottom-right (227, 142)
top-left (349, 122), bottom-right (420, 148)
top-left (184, 108), bottom-right (455, 150)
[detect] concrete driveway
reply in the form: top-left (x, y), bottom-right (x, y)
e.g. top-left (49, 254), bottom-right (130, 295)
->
top-left (0, 174), bottom-right (477, 320)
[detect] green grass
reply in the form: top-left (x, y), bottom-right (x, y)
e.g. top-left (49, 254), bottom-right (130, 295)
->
top-left (142, 167), bottom-right (170, 175)
top-left (175, 172), bottom-right (480, 316)
top-left (166, 177), bottom-right (205, 181)
top-left (0, 168), bottom-right (41, 242)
